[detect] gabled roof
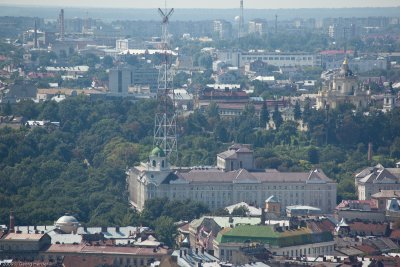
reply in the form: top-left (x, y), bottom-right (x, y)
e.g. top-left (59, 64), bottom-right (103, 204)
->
top-left (372, 190), bottom-right (400, 199)
top-left (234, 169), bottom-right (259, 183)
top-left (359, 168), bottom-right (398, 184)
top-left (173, 168), bottom-right (334, 184)
top-left (307, 169), bottom-right (329, 183)
top-left (217, 149), bottom-right (237, 160)
top-left (265, 195), bottom-right (279, 203)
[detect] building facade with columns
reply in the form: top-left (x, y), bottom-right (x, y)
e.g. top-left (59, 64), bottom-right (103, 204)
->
top-left (127, 145), bottom-right (337, 213)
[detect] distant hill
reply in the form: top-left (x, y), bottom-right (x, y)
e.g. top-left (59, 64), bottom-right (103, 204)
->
top-left (0, 5), bottom-right (399, 21)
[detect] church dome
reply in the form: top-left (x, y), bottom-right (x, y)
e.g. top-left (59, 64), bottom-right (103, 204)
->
top-left (339, 57), bottom-right (353, 77)
top-left (150, 146), bottom-right (166, 157)
top-left (55, 214), bottom-right (79, 234)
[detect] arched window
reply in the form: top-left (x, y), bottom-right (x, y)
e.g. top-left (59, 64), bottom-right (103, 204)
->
top-left (161, 160), bottom-right (165, 168)
top-left (152, 160), bottom-right (156, 167)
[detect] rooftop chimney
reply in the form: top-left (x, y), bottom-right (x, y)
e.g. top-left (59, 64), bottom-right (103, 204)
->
top-left (9, 209), bottom-right (15, 233)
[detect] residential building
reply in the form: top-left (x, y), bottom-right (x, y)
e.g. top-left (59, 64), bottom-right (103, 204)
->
top-left (189, 216), bottom-right (261, 253)
top-left (213, 20), bottom-right (232, 40)
top-left (213, 224), bottom-right (335, 264)
top-left (0, 233), bottom-right (51, 260)
top-left (371, 190), bottom-right (400, 211)
top-left (335, 199), bottom-right (385, 222)
top-left (127, 144), bottom-right (337, 213)
top-left (355, 164), bottom-right (400, 200)
top-left (0, 213), bottom-right (168, 266)
top-left (248, 19), bottom-right (268, 36)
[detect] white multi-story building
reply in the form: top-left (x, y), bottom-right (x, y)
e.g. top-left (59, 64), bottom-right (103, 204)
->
top-left (248, 19), bottom-right (267, 36)
top-left (127, 144), bottom-right (337, 213)
top-left (215, 50), bottom-right (320, 68)
top-left (213, 223), bottom-right (335, 264)
top-left (213, 20), bottom-right (232, 40)
top-left (355, 164), bottom-right (400, 200)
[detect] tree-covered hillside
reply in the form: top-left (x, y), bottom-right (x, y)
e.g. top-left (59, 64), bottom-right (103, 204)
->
top-left (1, 97), bottom-right (400, 226)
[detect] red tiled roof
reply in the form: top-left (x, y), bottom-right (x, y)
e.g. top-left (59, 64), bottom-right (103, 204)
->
top-left (349, 222), bottom-right (388, 235)
top-left (63, 255), bottom-right (113, 267)
top-left (4, 233), bottom-right (46, 241)
top-left (45, 244), bottom-right (168, 256)
top-left (390, 229), bottom-right (400, 239)
top-left (178, 223), bottom-right (190, 233)
top-left (355, 244), bottom-right (378, 254)
top-left (335, 199), bottom-right (378, 210)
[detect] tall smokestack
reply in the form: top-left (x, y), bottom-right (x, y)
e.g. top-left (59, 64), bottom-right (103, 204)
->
top-left (275, 14), bottom-right (278, 34)
top-left (59, 9), bottom-right (65, 41)
top-left (368, 142), bottom-right (373, 162)
top-left (34, 20), bottom-right (38, 48)
top-left (238, 0), bottom-right (244, 38)
top-left (9, 209), bottom-right (15, 233)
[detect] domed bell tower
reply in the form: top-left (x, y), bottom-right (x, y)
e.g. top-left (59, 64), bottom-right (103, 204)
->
top-left (149, 146), bottom-right (169, 171)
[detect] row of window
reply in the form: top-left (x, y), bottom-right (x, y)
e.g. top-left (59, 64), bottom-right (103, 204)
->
top-left (243, 56), bottom-right (313, 61)
top-left (282, 245), bottom-right (334, 257)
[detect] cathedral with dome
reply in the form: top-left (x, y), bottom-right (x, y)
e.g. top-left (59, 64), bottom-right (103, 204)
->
top-left (127, 144), bottom-right (337, 213)
top-left (316, 58), bottom-right (369, 110)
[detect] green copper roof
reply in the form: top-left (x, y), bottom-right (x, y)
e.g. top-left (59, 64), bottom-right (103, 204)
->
top-left (215, 225), bottom-right (333, 247)
top-left (150, 146), bottom-right (165, 157)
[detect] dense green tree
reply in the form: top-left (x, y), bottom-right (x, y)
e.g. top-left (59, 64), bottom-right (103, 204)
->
top-left (260, 101), bottom-right (269, 127)
top-left (231, 205), bottom-right (249, 216)
top-left (102, 55), bottom-right (114, 68)
top-left (294, 101), bottom-right (302, 120)
top-left (272, 105), bottom-right (283, 129)
top-left (154, 216), bottom-right (178, 248)
top-left (307, 147), bottom-right (320, 164)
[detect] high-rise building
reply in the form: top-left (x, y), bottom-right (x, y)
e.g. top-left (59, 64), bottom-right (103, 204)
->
top-left (213, 20), bottom-right (232, 40)
top-left (108, 66), bottom-right (131, 95)
top-left (248, 19), bottom-right (267, 36)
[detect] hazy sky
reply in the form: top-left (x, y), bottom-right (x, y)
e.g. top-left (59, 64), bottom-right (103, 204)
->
top-left (2, 0), bottom-right (400, 9)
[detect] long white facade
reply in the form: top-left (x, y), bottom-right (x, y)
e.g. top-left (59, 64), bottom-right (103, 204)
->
top-left (127, 145), bottom-right (337, 213)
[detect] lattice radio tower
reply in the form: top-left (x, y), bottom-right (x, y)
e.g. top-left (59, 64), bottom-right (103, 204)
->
top-left (153, 1), bottom-right (178, 162)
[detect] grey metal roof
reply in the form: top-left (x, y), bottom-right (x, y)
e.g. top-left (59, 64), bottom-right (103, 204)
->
top-left (175, 169), bottom-right (333, 184)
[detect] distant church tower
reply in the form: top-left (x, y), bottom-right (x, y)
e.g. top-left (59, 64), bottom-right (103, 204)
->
top-left (383, 85), bottom-right (396, 113)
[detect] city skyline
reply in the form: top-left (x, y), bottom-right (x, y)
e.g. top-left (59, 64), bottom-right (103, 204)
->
top-left (1, 0), bottom-right (399, 9)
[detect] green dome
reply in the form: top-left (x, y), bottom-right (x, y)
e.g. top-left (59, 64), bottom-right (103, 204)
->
top-left (150, 146), bottom-right (166, 157)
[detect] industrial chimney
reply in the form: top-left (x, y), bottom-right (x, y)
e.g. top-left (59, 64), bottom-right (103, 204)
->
top-left (34, 20), bottom-right (38, 48)
top-left (368, 142), bottom-right (373, 162)
top-left (9, 209), bottom-right (15, 233)
top-left (59, 9), bottom-right (65, 41)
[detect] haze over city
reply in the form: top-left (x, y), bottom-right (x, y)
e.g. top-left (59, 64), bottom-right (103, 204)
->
top-left (2, 0), bottom-right (400, 8)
